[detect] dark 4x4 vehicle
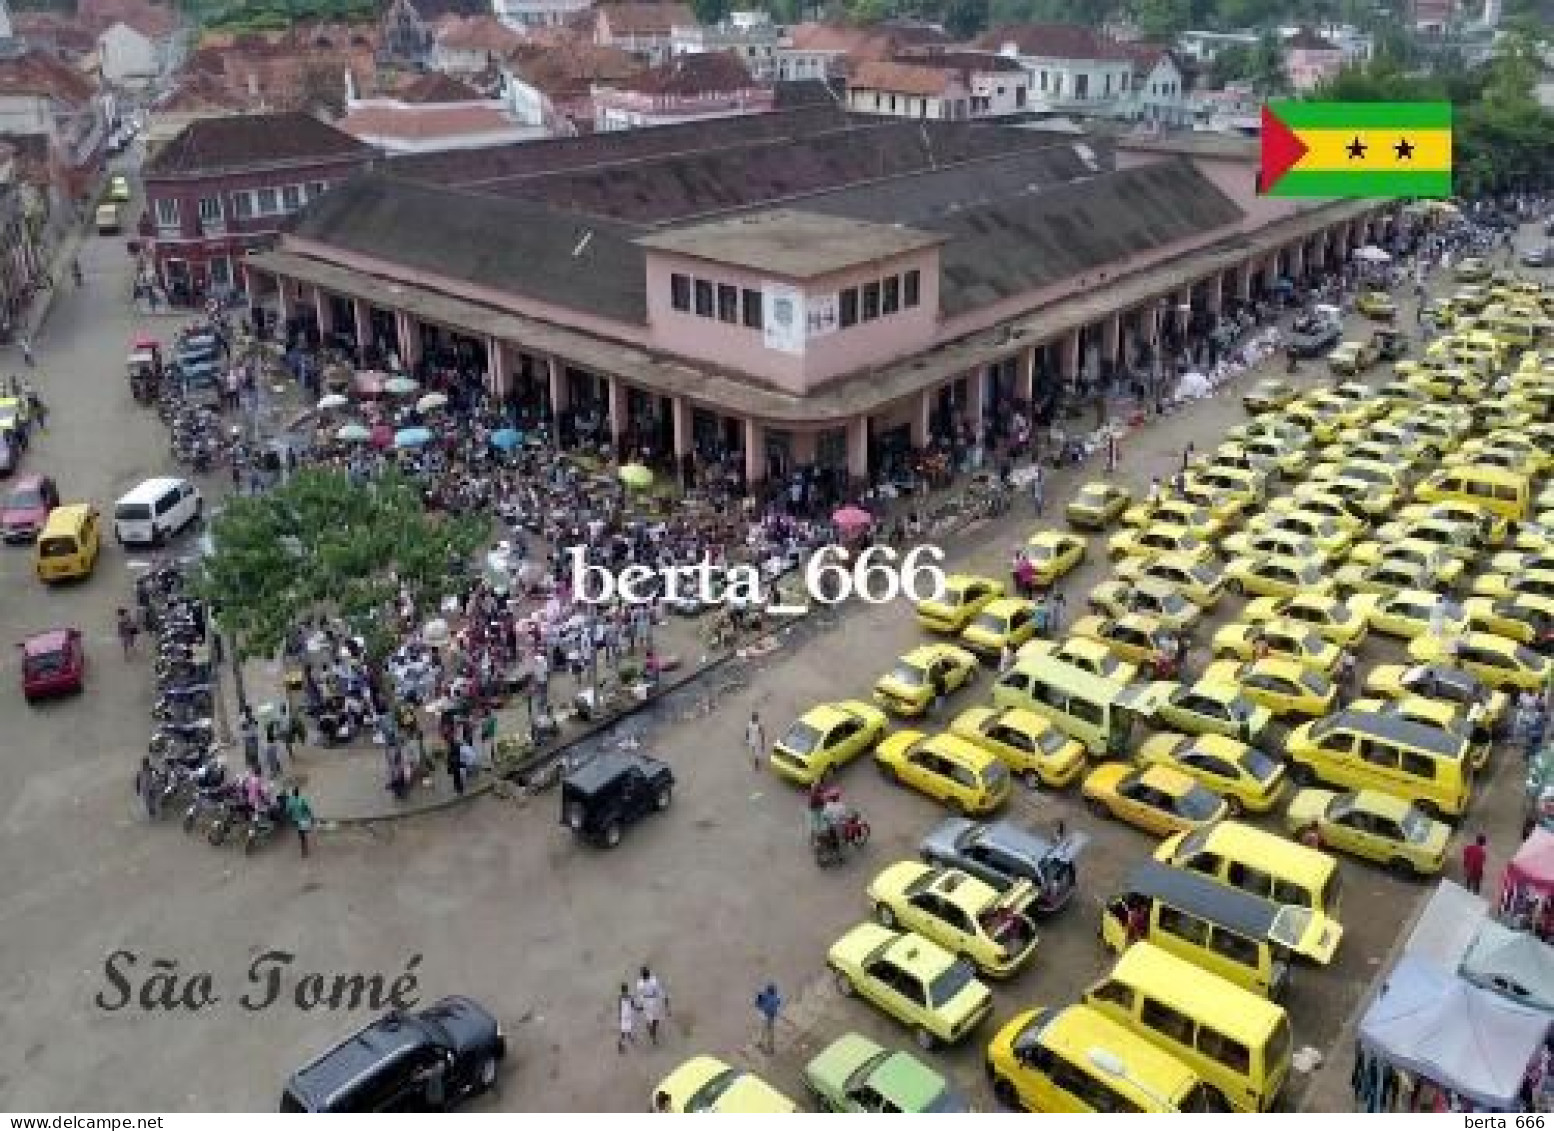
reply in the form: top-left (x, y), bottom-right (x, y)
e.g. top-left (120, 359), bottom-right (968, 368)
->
top-left (280, 996), bottom-right (505, 1112)
top-left (562, 751), bottom-right (675, 848)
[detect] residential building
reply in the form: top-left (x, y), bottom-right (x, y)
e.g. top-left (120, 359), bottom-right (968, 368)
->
top-left (180, 27), bottom-right (378, 114)
top-left (1411, 0), bottom-right (1458, 34)
top-left (338, 71), bottom-right (542, 154)
top-left (504, 35), bottom-right (641, 133)
top-left (0, 46), bottom-right (111, 201)
top-left (245, 107), bottom-right (1392, 487)
top-left (99, 20), bottom-right (167, 85)
top-left (1119, 43), bottom-right (1189, 125)
top-left (1189, 85), bottom-right (1260, 136)
top-left (777, 21), bottom-right (950, 82)
top-left (381, 0), bottom-right (485, 64)
top-left (1283, 28), bottom-right (1343, 91)
top-left (593, 49), bottom-right (773, 132)
top-left (1174, 29), bottom-right (1258, 63)
top-left (433, 15), bottom-right (525, 75)
top-left (671, 11), bottom-right (785, 81)
top-left (12, 13), bottom-right (99, 61)
top-left (895, 49), bottom-right (1029, 117)
top-left (845, 61), bottom-right (969, 120)
top-left (139, 111), bottom-right (377, 300)
top-left (1280, 22), bottom-right (1370, 63)
top-left (974, 23), bottom-right (1134, 116)
top-left (491, 0), bottom-right (590, 31)
top-left (593, 3), bottom-right (695, 65)
top-left (0, 144), bottom-right (47, 339)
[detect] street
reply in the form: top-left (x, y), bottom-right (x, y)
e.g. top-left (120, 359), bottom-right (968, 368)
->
top-left (0, 190), bottom-right (1542, 1112)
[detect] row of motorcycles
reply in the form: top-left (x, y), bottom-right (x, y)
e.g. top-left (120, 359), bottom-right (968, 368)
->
top-left (133, 565), bottom-right (290, 854)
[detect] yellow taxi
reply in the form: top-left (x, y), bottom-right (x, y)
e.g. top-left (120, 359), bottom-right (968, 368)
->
top-left (1224, 553), bottom-right (1335, 601)
top-left (1271, 487), bottom-right (1366, 534)
top-left (1352, 693), bottom-right (1490, 771)
top-left (1398, 501), bottom-right (1509, 546)
top-left (1327, 339), bottom-right (1380, 376)
top-left (1333, 555), bottom-right (1447, 599)
top-left (1364, 589), bottom-right (1468, 640)
top-left (1210, 618), bottom-right (1341, 676)
top-left (1486, 549), bottom-right (1554, 581)
top-left (1113, 553), bottom-right (1225, 608)
top-left (873, 730), bottom-right (1010, 814)
top-left (1219, 528), bottom-right (1323, 565)
top-left (1407, 631), bottom-right (1550, 692)
top-left (1339, 542), bottom-right (1466, 592)
top-left (915, 575), bottom-right (1004, 634)
top-left (960, 597), bottom-right (1039, 659)
top-left (653, 1057), bottom-right (797, 1113)
top-left (1454, 435), bottom-right (1554, 476)
top-left (1086, 578), bottom-right (1203, 637)
top-left (1471, 568), bottom-right (1554, 601)
top-left (1366, 520), bottom-right (1485, 567)
top-left (1185, 465), bottom-right (1267, 508)
top-left (948, 704), bottom-right (1087, 789)
top-left (873, 644), bottom-right (979, 717)
top-left (1243, 377), bottom-right (1298, 414)
top-left (1068, 613), bottom-right (1183, 679)
top-left (1284, 789), bottom-right (1450, 879)
top-left (1244, 593), bottom-right (1371, 648)
top-left (1136, 732), bottom-right (1288, 815)
top-left (1175, 478), bottom-right (1252, 527)
top-left (827, 923), bottom-right (994, 1049)
top-left (1355, 290), bottom-right (1397, 320)
top-left (1303, 472), bottom-right (1399, 521)
top-left (1120, 498), bottom-right (1226, 541)
top-left (1081, 763), bottom-right (1229, 837)
top-left (1238, 432), bottom-right (1307, 477)
top-left (866, 861), bottom-right (1039, 978)
top-left (769, 700), bottom-right (889, 785)
top-left (1023, 531), bottom-right (1086, 586)
top-left (1463, 593), bottom-right (1554, 648)
top-left (1107, 521), bottom-right (1213, 564)
top-left (1244, 509), bottom-right (1356, 557)
top-left (1064, 481), bottom-right (1131, 530)
top-left (1454, 257), bottom-right (1491, 282)
top-left (1363, 662), bottom-right (1509, 734)
top-left (1151, 677), bottom-right (1277, 746)
top-left (1203, 658), bottom-right (1337, 719)
top-left (1019, 635), bottom-right (1140, 685)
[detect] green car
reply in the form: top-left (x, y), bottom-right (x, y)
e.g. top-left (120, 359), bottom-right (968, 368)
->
top-left (803, 1034), bottom-right (971, 1113)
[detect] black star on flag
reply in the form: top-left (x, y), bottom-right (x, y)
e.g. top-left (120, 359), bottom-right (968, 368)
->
top-left (1345, 136), bottom-right (1368, 159)
top-left (1394, 137), bottom-right (1415, 159)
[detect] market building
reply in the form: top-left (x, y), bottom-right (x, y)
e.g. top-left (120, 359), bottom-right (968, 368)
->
top-left (244, 107), bottom-right (1395, 486)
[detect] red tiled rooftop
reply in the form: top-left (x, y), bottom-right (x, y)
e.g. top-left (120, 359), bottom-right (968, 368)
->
top-left (436, 15), bottom-right (524, 53)
top-left (394, 71), bottom-right (484, 103)
top-left (339, 104), bottom-right (515, 140)
top-left (144, 111), bottom-right (377, 176)
top-left (0, 49), bottom-right (97, 105)
top-left (617, 50), bottom-right (756, 96)
top-left (974, 22), bottom-right (1132, 61)
top-left (595, 3), bottom-right (696, 38)
top-left (850, 60), bottom-right (961, 97)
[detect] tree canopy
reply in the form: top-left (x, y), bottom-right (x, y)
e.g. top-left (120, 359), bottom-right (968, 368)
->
top-left (195, 468), bottom-right (490, 665)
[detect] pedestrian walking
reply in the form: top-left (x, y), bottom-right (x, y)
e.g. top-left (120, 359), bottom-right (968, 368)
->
top-left (533, 649), bottom-right (550, 707)
top-left (19, 335), bottom-right (33, 367)
top-left (1463, 834), bottom-right (1488, 895)
top-left (135, 755), bottom-right (159, 819)
top-left (745, 711), bottom-right (765, 771)
top-left (1029, 468), bottom-right (1044, 516)
top-left (754, 982), bottom-right (782, 1053)
top-left (284, 786), bottom-right (315, 857)
top-left (116, 606), bottom-right (138, 655)
top-left (240, 709), bottom-right (261, 775)
top-left (1049, 590), bottom-right (1067, 633)
top-left (931, 666), bottom-right (948, 716)
top-left (23, 383), bottom-right (46, 430)
top-left (636, 966), bottom-right (667, 1045)
top-left (617, 983), bottom-right (638, 1053)
top-left (999, 641), bottom-right (1015, 675)
top-left (262, 719), bottom-right (283, 777)
top-left (1528, 706), bottom-right (1547, 762)
top-left (1105, 431), bottom-right (1118, 473)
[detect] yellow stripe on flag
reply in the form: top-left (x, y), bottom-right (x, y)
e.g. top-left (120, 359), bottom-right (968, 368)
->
top-left (1293, 128), bottom-right (1452, 173)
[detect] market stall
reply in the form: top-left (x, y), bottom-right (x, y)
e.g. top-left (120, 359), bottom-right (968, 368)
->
top-left (1463, 922), bottom-right (1554, 1011)
top-left (1501, 829), bottom-right (1554, 939)
top-left (1357, 954), bottom-right (1553, 1112)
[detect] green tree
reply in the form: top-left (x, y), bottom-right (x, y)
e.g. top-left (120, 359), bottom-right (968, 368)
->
top-left (944, 0), bottom-right (991, 37)
top-left (844, 0), bottom-right (889, 24)
top-left (1248, 29), bottom-right (1289, 93)
top-left (1131, 0), bottom-right (1192, 38)
top-left (691, 0), bottom-right (732, 25)
top-left (195, 468), bottom-right (490, 667)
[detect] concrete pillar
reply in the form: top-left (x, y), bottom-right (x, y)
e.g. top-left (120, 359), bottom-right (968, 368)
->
top-left (967, 369), bottom-right (987, 436)
top-left (547, 355), bottom-right (567, 416)
top-left (909, 388), bottom-right (931, 447)
top-left (1290, 241), bottom-right (1306, 281)
top-left (1061, 329), bottom-right (1081, 378)
top-left (1018, 345), bottom-right (1037, 405)
top-left (743, 417), bottom-right (762, 486)
top-left (314, 288), bottom-right (332, 334)
top-left (353, 298), bottom-right (371, 351)
top-left (1310, 234), bottom-right (1327, 270)
top-left (1235, 265), bottom-right (1253, 303)
top-left (1205, 273), bottom-right (1224, 315)
top-left (276, 278), bottom-right (292, 324)
top-left (671, 396), bottom-right (691, 459)
top-left (1262, 256), bottom-right (1281, 289)
top-left (847, 415), bottom-right (869, 482)
top-left (607, 375), bottom-right (626, 443)
top-left (395, 311), bottom-right (419, 368)
top-left (1174, 288), bottom-right (1192, 333)
top-left (488, 337), bottom-right (508, 396)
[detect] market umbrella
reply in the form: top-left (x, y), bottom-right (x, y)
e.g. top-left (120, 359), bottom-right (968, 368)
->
top-left (334, 422), bottom-right (371, 442)
top-left (394, 426), bottom-right (433, 449)
top-left (316, 393), bottom-right (349, 411)
top-left (618, 462), bottom-right (654, 490)
top-left (832, 505), bottom-right (874, 533)
top-left (416, 391), bottom-right (448, 413)
top-left (489, 427), bottom-right (522, 451)
top-left (354, 371), bottom-right (385, 397)
top-left (1356, 245), bottom-right (1392, 263)
top-left (370, 423), bottom-right (394, 450)
top-left (385, 376), bottom-right (420, 396)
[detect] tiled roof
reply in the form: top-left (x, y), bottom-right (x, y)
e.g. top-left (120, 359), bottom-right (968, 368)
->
top-left (506, 39), bottom-right (641, 98)
top-left (0, 48), bottom-right (97, 105)
top-left (1118, 41), bottom-right (1174, 72)
top-left (596, 3), bottom-right (696, 38)
top-left (157, 71), bottom-right (251, 111)
top-left (79, 0), bottom-right (176, 39)
top-left (617, 50), bottom-right (756, 95)
top-left (436, 15), bottom-right (524, 53)
top-left (287, 173), bottom-right (649, 322)
top-left (849, 60), bottom-right (962, 96)
top-left (338, 104), bottom-right (516, 140)
top-left (144, 112), bottom-right (378, 176)
top-left (974, 23), bottom-right (1132, 61)
top-left (895, 48), bottom-right (1025, 72)
top-left (787, 21), bottom-right (949, 60)
top-left (13, 13), bottom-right (100, 54)
top-left (395, 71), bottom-right (484, 102)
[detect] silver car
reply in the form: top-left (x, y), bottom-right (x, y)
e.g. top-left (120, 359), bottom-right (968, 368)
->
top-left (919, 818), bottom-right (1087, 915)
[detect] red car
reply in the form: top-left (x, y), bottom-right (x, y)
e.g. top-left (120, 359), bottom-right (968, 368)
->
top-left (20, 627), bottom-right (84, 702)
top-left (2, 474), bottom-right (58, 544)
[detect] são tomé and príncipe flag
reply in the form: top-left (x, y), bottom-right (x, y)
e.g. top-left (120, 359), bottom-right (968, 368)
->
top-left (1259, 101), bottom-right (1453, 199)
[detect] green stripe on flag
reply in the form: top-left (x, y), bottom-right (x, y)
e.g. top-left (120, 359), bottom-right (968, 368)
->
top-left (1265, 169), bottom-right (1453, 199)
top-left (1272, 101), bottom-right (1454, 130)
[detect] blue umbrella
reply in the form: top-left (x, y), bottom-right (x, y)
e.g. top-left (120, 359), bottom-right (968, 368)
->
top-left (490, 427), bottom-right (522, 451)
top-left (394, 426), bottom-right (433, 449)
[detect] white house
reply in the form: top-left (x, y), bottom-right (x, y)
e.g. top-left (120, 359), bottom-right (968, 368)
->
top-left (670, 11), bottom-right (786, 81)
top-left (1175, 29), bottom-right (1258, 63)
top-left (492, 0), bottom-right (589, 31)
top-left (98, 20), bottom-right (163, 85)
top-left (1119, 45), bottom-right (1190, 126)
top-left (973, 23), bottom-right (1133, 115)
top-left (845, 60), bottom-right (969, 120)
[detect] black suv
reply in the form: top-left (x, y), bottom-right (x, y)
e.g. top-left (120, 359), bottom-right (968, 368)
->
top-left (562, 751), bottom-right (674, 847)
top-left (280, 996), bottom-right (505, 1112)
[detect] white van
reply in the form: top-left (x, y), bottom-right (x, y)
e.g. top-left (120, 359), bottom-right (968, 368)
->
top-left (114, 476), bottom-right (202, 547)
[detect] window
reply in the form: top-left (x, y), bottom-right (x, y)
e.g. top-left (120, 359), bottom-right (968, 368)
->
top-left (281, 185), bottom-right (301, 211)
top-left (255, 188), bottom-right (278, 215)
top-left (1401, 751), bottom-right (1437, 779)
top-left (1208, 926), bottom-right (1260, 967)
top-left (1158, 905), bottom-right (1209, 946)
top-left (230, 192), bottom-right (253, 219)
top-left (862, 281), bottom-right (881, 321)
top-left (1068, 697), bottom-right (1103, 725)
top-left (307, 181), bottom-right (326, 199)
top-left (716, 283), bottom-right (739, 324)
top-left (1141, 998), bottom-right (1196, 1045)
top-left (196, 196), bottom-right (221, 223)
top-left (1197, 1028), bottom-right (1252, 1074)
top-left (153, 197), bottom-right (180, 228)
top-left (694, 278), bottom-right (714, 317)
top-left (1075, 73), bottom-right (1089, 99)
top-left (903, 270), bottom-right (921, 308)
top-left (839, 287), bottom-right (859, 328)
top-left (670, 273), bottom-right (691, 312)
top-left (741, 288), bottom-right (762, 329)
top-left (1089, 980), bottom-right (1134, 1009)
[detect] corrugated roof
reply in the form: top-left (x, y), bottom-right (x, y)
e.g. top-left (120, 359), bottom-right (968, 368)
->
top-left (338, 105), bottom-right (516, 141)
top-left (144, 111), bottom-right (378, 176)
top-left (636, 209), bottom-right (944, 278)
top-left (285, 173), bottom-right (648, 323)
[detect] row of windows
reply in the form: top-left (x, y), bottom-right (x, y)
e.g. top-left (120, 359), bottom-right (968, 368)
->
top-left (1089, 982), bottom-right (1253, 1074)
top-left (668, 269), bottom-right (923, 334)
top-left (154, 181), bottom-right (332, 229)
top-left (1156, 905), bottom-right (1264, 969)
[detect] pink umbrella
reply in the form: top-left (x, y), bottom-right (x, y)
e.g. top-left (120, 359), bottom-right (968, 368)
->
top-left (370, 422), bottom-right (394, 450)
top-left (354, 371), bottom-right (385, 398)
top-left (832, 505), bottom-right (874, 532)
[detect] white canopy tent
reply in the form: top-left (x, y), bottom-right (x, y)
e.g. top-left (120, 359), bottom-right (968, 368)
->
top-left (1463, 922), bottom-right (1554, 1012)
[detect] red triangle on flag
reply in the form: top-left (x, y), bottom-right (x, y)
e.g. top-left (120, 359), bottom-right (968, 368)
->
top-left (1260, 105), bottom-right (1309, 193)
